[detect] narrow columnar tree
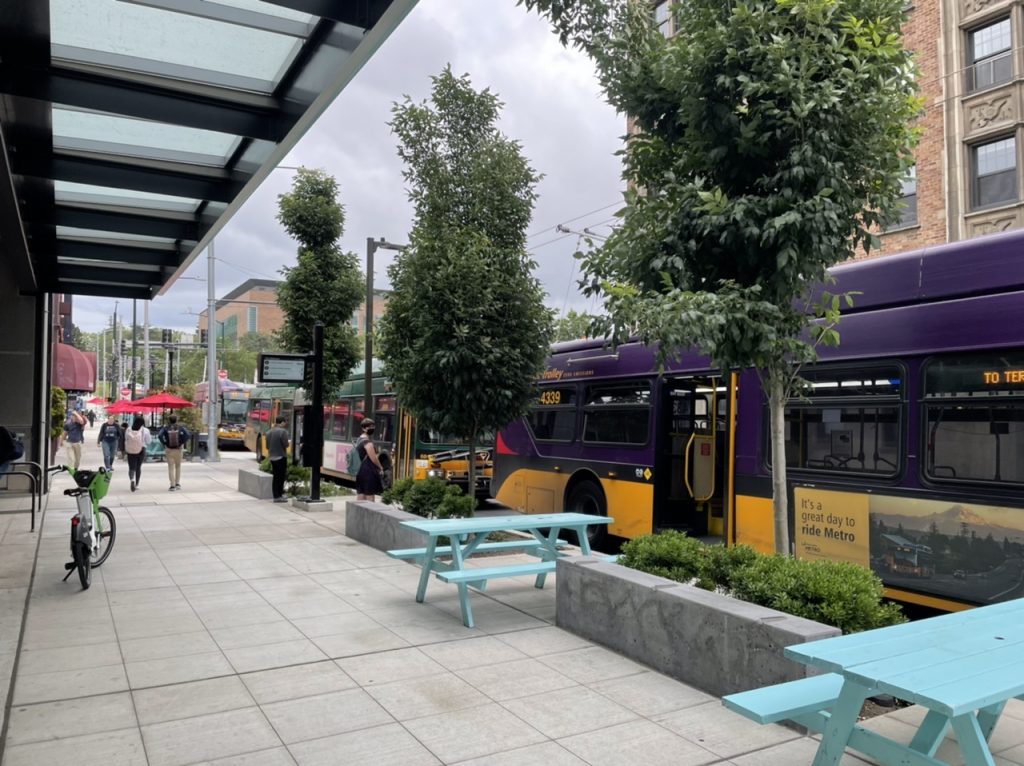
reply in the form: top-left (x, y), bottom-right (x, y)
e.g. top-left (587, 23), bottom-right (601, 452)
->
top-left (378, 68), bottom-right (554, 496)
top-left (522, 0), bottom-right (920, 553)
top-left (275, 168), bottom-right (363, 394)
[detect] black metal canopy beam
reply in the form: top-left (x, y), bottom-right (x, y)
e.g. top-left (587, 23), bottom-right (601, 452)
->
top-left (58, 264), bottom-right (164, 286)
top-left (260, 0), bottom-right (390, 28)
top-left (0, 63), bottom-right (289, 142)
top-left (57, 240), bottom-right (183, 269)
top-left (13, 152), bottom-right (247, 204)
top-left (55, 205), bottom-right (200, 241)
top-left (55, 282), bottom-right (155, 300)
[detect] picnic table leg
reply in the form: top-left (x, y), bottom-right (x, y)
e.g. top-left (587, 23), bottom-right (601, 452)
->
top-left (949, 713), bottom-right (997, 766)
top-left (448, 534), bottom-right (475, 628)
top-left (908, 710), bottom-right (949, 757)
top-left (811, 681), bottom-right (870, 766)
top-left (576, 525), bottom-right (593, 556)
top-left (415, 537), bottom-right (438, 604)
top-left (531, 527), bottom-right (561, 589)
top-left (975, 701), bottom-right (1006, 741)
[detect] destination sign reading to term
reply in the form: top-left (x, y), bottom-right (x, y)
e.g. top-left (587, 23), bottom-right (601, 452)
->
top-left (984, 370), bottom-right (1024, 384)
top-left (258, 353), bottom-right (307, 383)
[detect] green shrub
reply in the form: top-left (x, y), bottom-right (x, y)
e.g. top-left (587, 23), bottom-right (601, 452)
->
top-left (619, 531), bottom-right (905, 634)
top-left (380, 476), bottom-right (473, 519)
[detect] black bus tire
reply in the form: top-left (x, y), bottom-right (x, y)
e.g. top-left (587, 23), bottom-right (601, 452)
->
top-left (566, 480), bottom-right (608, 550)
top-left (91, 507), bottom-right (116, 568)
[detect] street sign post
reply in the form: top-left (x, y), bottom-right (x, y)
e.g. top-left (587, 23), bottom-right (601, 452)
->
top-left (218, 369), bottom-right (228, 380)
top-left (120, 387), bottom-right (130, 398)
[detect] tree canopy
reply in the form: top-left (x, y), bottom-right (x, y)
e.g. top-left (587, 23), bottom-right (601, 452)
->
top-left (378, 68), bottom-right (554, 492)
top-left (523, 0), bottom-right (920, 553)
top-left (275, 168), bottom-right (363, 393)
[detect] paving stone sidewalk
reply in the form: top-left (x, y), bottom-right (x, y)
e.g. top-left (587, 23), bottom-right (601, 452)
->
top-left (2, 439), bottom-right (1023, 765)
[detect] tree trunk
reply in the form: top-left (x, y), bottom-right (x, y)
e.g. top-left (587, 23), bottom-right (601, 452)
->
top-left (467, 429), bottom-right (477, 510)
top-left (767, 374), bottom-right (791, 555)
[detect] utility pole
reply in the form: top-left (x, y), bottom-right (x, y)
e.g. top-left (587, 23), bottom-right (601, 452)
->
top-left (364, 237), bottom-right (406, 419)
top-left (98, 326), bottom-right (105, 399)
top-left (143, 302), bottom-right (150, 392)
top-left (206, 242), bottom-right (220, 462)
top-left (131, 299), bottom-right (138, 399)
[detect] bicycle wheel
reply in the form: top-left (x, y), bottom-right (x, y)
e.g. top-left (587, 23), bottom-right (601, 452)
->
top-left (91, 507), bottom-right (116, 568)
top-left (73, 541), bottom-right (91, 589)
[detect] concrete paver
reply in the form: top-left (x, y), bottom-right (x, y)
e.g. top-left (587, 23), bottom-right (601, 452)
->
top-left (3, 437), bottom-right (1024, 765)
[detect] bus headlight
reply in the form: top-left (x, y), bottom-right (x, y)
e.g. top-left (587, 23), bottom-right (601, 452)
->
top-left (427, 469), bottom-right (445, 479)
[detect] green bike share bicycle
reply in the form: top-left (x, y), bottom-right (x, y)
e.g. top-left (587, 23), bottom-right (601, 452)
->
top-left (53, 465), bottom-right (116, 589)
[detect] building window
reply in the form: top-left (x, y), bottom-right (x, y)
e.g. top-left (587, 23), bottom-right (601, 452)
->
top-left (972, 137), bottom-right (1017, 210)
top-left (351, 312), bottom-right (360, 330)
top-left (891, 165), bottom-right (917, 228)
top-left (247, 306), bottom-right (257, 333)
top-left (968, 18), bottom-right (1012, 92)
top-left (653, 1), bottom-right (671, 38)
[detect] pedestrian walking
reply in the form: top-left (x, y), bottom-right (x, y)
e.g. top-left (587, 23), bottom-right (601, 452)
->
top-left (118, 422), bottom-right (128, 460)
top-left (86, 410), bottom-right (95, 428)
top-left (158, 415), bottom-right (190, 491)
top-left (97, 414), bottom-right (120, 470)
top-left (354, 418), bottom-right (384, 501)
top-left (266, 416), bottom-right (290, 502)
top-left (124, 415), bottom-right (152, 492)
top-left (63, 409), bottom-right (87, 469)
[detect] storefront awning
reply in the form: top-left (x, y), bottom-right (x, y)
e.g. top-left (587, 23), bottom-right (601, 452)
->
top-left (53, 342), bottom-right (95, 392)
top-left (0, 0), bottom-right (417, 299)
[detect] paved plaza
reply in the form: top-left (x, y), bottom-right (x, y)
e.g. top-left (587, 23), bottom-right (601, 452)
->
top-left (1, 438), bottom-right (1024, 765)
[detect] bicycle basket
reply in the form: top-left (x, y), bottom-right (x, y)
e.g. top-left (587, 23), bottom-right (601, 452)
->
top-left (92, 469), bottom-right (112, 501)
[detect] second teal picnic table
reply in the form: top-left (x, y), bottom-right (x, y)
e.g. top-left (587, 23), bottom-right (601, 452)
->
top-left (395, 512), bottom-right (613, 628)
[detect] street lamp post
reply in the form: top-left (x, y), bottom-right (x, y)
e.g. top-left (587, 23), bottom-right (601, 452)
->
top-left (364, 238), bottom-right (406, 418)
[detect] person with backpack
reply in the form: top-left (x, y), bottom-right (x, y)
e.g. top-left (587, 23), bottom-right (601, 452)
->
top-left (97, 414), bottom-right (121, 470)
top-left (124, 415), bottom-right (152, 493)
top-left (158, 415), bottom-right (190, 491)
top-left (266, 416), bottom-right (290, 503)
top-left (63, 409), bottom-right (87, 469)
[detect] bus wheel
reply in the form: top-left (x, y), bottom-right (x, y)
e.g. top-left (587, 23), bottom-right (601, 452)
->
top-left (566, 480), bottom-right (608, 551)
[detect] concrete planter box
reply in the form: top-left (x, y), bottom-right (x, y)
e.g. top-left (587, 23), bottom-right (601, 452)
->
top-left (345, 500), bottom-right (425, 552)
top-left (237, 468), bottom-right (273, 500)
top-left (556, 556), bottom-right (841, 698)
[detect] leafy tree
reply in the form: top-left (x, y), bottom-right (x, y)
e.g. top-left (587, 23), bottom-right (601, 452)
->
top-left (378, 68), bottom-right (554, 494)
top-left (553, 309), bottom-right (602, 342)
top-left (522, 0), bottom-right (920, 554)
top-left (275, 168), bottom-right (363, 393)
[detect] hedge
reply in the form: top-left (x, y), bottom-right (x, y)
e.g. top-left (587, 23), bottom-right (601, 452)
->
top-left (618, 530), bottom-right (905, 634)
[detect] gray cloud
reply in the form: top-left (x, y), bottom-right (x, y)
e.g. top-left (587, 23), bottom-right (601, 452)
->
top-left (74, 0), bottom-right (623, 334)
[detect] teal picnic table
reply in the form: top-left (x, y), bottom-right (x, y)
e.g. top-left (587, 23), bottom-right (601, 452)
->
top-left (390, 512), bottom-right (613, 628)
top-left (723, 597), bottom-right (1024, 766)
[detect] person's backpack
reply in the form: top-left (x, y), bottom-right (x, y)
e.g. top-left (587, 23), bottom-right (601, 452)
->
top-left (166, 425), bottom-right (181, 449)
top-left (125, 428), bottom-right (144, 455)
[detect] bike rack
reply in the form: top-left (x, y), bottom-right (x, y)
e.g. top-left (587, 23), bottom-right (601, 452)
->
top-left (0, 470), bottom-right (37, 531)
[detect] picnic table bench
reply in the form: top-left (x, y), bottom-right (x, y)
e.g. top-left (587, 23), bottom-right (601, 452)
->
top-left (391, 512), bottom-right (613, 628)
top-left (723, 597), bottom-right (1024, 765)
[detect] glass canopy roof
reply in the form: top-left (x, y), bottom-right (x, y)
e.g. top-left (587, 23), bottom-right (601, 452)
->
top-left (0, 0), bottom-right (418, 299)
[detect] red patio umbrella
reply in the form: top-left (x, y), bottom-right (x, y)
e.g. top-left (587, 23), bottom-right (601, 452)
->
top-left (86, 396), bottom-right (109, 405)
top-left (106, 400), bottom-right (143, 415)
top-left (131, 392), bottom-right (195, 410)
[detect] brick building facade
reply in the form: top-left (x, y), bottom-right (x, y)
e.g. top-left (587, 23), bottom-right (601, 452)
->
top-left (881, 0), bottom-right (1024, 256)
top-left (198, 278), bottom-right (389, 345)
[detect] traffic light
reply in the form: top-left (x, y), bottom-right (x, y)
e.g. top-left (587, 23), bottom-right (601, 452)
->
top-left (200, 329), bottom-right (208, 344)
top-left (161, 329), bottom-right (173, 344)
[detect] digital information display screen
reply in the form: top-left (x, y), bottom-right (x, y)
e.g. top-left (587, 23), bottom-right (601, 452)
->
top-left (258, 354), bottom-right (307, 383)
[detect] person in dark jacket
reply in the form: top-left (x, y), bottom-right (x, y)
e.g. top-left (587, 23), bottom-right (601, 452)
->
top-left (97, 414), bottom-right (120, 470)
top-left (354, 418), bottom-right (384, 500)
top-left (266, 416), bottom-right (290, 502)
top-left (157, 416), bottom-right (190, 491)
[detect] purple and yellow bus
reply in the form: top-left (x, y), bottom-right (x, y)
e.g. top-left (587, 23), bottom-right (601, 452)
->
top-left (493, 228), bottom-right (1024, 611)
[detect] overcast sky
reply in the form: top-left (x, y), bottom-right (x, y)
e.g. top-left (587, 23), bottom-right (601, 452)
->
top-left (73, 0), bottom-right (625, 335)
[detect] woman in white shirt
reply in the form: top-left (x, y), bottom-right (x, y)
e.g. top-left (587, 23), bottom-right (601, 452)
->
top-left (124, 414), bottom-right (153, 492)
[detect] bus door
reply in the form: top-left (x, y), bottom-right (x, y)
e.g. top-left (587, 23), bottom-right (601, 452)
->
top-left (655, 376), bottom-right (727, 538)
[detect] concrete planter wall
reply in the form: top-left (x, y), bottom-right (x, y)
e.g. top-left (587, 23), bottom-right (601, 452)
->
top-left (556, 556), bottom-right (841, 698)
top-left (237, 468), bottom-right (273, 500)
top-left (345, 500), bottom-right (425, 552)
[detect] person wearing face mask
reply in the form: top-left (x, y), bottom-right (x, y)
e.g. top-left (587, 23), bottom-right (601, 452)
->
top-left (354, 418), bottom-right (384, 500)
